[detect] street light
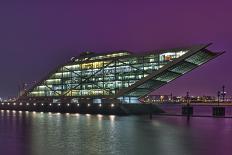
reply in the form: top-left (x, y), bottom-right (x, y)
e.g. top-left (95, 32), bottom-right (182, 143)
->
top-left (186, 91), bottom-right (190, 107)
top-left (221, 85), bottom-right (226, 103)
top-left (217, 91), bottom-right (221, 106)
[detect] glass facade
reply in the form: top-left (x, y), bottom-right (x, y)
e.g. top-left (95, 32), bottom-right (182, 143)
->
top-left (24, 45), bottom-right (220, 104)
top-left (28, 50), bottom-right (188, 97)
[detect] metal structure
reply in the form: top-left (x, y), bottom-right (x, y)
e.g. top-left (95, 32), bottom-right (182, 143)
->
top-left (19, 43), bottom-right (223, 105)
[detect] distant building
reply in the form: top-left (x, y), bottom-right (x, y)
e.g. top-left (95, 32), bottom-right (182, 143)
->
top-left (19, 44), bottom-right (222, 104)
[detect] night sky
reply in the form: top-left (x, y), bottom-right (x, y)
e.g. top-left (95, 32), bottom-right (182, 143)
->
top-left (0, 0), bottom-right (231, 98)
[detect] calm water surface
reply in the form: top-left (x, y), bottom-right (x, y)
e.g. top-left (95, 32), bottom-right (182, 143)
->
top-left (0, 110), bottom-right (232, 155)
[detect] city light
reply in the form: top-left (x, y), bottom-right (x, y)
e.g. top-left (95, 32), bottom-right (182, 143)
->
top-left (109, 115), bottom-right (115, 121)
top-left (97, 114), bottom-right (103, 118)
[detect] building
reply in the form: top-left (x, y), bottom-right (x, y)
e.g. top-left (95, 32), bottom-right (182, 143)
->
top-left (19, 43), bottom-right (223, 106)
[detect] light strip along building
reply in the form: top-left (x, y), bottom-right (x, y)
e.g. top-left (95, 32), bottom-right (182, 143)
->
top-left (19, 43), bottom-right (223, 105)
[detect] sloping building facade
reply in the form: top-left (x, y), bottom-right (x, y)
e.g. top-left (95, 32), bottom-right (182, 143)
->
top-left (20, 44), bottom-right (223, 104)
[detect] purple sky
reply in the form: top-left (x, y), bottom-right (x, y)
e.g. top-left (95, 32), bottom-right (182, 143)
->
top-left (0, 0), bottom-right (231, 98)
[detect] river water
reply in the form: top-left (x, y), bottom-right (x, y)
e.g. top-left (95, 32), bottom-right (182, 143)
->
top-left (0, 110), bottom-right (232, 155)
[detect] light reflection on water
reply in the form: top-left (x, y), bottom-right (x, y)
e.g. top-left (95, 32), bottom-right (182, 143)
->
top-left (0, 110), bottom-right (232, 155)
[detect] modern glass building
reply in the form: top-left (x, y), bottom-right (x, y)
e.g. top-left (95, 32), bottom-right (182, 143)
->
top-left (20, 44), bottom-right (223, 104)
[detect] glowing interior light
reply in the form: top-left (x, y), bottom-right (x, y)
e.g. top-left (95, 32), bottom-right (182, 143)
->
top-left (67, 104), bottom-right (70, 107)
top-left (58, 104), bottom-right (61, 106)
top-left (41, 103), bottom-right (44, 106)
top-left (77, 104), bottom-right (80, 107)
top-left (99, 104), bottom-right (102, 107)
top-left (49, 103), bottom-right (52, 106)
top-left (2, 103), bottom-right (4, 105)
top-left (111, 104), bottom-right (115, 108)
top-left (13, 103), bottom-right (16, 106)
top-left (25, 49), bottom-right (194, 101)
top-left (7, 103), bottom-right (10, 105)
top-left (19, 103), bottom-right (22, 106)
top-left (87, 104), bottom-right (90, 107)
top-left (33, 103), bottom-right (36, 106)
top-left (26, 103), bottom-right (29, 106)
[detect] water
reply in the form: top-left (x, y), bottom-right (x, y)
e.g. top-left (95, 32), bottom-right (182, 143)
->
top-left (0, 110), bottom-right (232, 155)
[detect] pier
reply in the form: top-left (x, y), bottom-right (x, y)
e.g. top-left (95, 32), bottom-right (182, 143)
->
top-left (0, 101), bottom-right (164, 115)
